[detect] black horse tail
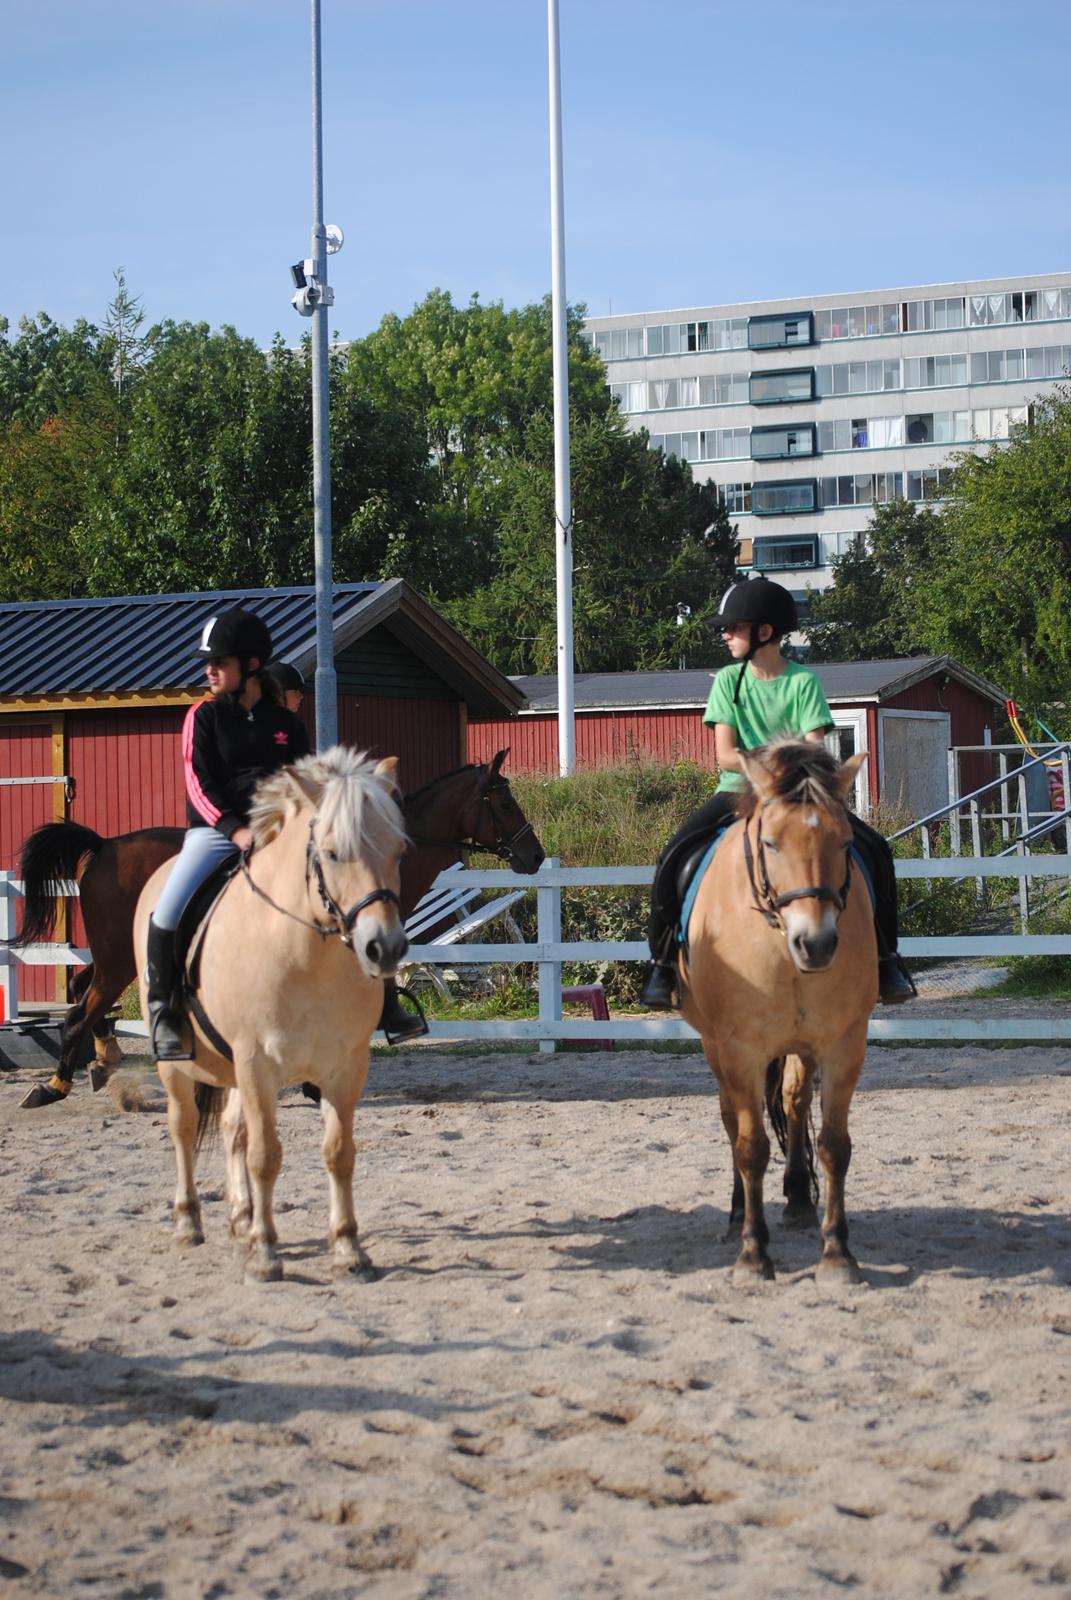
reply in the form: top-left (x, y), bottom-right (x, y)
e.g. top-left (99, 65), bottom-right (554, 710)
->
top-left (765, 1057), bottom-right (819, 1207)
top-left (195, 1082), bottom-right (226, 1153)
top-left (13, 821), bottom-right (105, 947)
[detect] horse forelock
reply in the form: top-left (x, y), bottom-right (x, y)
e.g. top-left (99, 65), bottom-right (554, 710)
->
top-left (737, 737), bottom-right (844, 820)
top-left (250, 747), bottom-right (408, 871)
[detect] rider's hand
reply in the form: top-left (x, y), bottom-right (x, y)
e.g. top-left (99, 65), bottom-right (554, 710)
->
top-left (231, 826), bottom-right (253, 852)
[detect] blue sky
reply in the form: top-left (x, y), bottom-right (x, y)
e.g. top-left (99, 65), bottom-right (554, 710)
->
top-left (4, 0), bottom-right (1069, 345)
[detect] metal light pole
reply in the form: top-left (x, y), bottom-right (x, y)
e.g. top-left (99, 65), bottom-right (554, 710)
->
top-left (547, 0), bottom-right (575, 775)
top-left (308, 0), bottom-right (337, 750)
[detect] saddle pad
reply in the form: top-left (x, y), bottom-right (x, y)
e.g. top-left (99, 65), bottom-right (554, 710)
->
top-left (679, 839), bottom-right (875, 958)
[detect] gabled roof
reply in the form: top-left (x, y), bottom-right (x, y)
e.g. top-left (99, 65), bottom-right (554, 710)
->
top-left (511, 656), bottom-right (1006, 712)
top-left (0, 579), bottom-right (524, 718)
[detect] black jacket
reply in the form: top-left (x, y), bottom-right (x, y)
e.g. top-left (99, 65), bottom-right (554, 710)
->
top-left (182, 695), bottom-right (312, 838)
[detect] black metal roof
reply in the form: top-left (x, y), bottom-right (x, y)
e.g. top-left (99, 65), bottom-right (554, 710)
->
top-left (0, 580), bottom-right (525, 717)
top-left (512, 656), bottom-right (1006, 712)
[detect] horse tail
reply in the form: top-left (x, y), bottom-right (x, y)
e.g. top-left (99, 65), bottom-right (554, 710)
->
top-left (194, 1082), bottom-right (226, 1153)
top-left (12, 822), bottom-right (105, 946)
top-left (764, 1057), bottom-right (819, 1207)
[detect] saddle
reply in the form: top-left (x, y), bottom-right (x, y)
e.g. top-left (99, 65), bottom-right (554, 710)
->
top-left (169, 856), bottom-right (242, 1062)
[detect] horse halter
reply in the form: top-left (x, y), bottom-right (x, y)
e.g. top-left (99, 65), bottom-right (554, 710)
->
top-left (459, 765), bottom-right (536, 862)
top-left (742, 804), bottom-right (852, 935)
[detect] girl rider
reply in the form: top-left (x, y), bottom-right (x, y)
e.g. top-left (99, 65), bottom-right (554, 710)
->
top-left (146, 609), bottom-right (424, 1059)
top-left (639, 576), bottom-right (915, 1011)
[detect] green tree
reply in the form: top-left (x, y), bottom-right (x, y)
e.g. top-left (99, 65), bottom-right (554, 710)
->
top-left (918, 388), bottom-right (1071, 720)
top-left (807, 499), bottom-right (939, 661)
top-left (446, 410), bottom-right (738, 673)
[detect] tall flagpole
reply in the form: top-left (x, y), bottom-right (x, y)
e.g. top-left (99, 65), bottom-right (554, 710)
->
top-left (547, 0), bottom-right (575, 775)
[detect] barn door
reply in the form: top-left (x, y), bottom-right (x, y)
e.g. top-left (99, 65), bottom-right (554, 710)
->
top-left (0, 718), bottom-right (68, 1005)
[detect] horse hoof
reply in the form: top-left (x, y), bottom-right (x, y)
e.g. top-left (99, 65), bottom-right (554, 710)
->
top-left (331, 1245), bottom-right (376, 1280)
top-left (89, 1063), bottom-right (115, 1092)
top-left (783, 1203), bottom-right (820, 1232)
top-left (816, 1252), bottom-right (862, 1289)
top-left (19, 1083), bottom-right (69, 1110)
top-left (229, 1214), bottom-right (252, 1241)
top-left (175, 1226), bottom-right (205, 1248)
top-left (731, 1253), bottom-right (775, 1284)
top-left (245, 1251), bottom-right (283, 1283)
top-left (96, 1039), bottom-right (123, 1068)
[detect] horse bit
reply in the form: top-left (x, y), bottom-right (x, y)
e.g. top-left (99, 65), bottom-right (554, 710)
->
top-left (741, 806), bottom-right (852, 935)
top-left (240, 818), bottom-right (400, 947)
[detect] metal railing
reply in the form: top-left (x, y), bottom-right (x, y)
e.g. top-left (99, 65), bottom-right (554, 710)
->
top-left (4, 857), bottom-right (1071, 1047)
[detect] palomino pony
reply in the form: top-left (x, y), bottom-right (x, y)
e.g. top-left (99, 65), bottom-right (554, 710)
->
top-left (14, 750), bottom-right (542, 1106)
top-left (135, 747), bottom-right (408, 1281)
top-left (679, 738), bottom-right (875, 1286)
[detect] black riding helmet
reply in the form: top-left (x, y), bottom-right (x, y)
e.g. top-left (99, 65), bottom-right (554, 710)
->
top-left (717, 578), bottom-right (799, 703)
top-left (263, 660), bottom-right (305, 695)
top-left (197, 609), bottom-right (273, 698)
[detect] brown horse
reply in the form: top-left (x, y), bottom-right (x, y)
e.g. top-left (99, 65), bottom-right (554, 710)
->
top-left (678, 738), bottom-right (875, 1286)
top-left (13, 751), bottom-right (542, 1106)
top-left (136, 748), bottom-right (409, 1280)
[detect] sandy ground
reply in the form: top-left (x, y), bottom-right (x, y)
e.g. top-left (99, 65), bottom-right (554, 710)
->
top-left (1, 1034), bottom-right (1069, 1600)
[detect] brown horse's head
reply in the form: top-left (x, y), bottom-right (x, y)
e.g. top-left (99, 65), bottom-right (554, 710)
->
top-left (475, 750), bottom-right (545, 873)
top-left (737, 738), bottom-right (868, 973)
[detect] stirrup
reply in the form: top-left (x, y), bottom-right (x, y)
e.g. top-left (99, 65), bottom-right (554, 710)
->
top-left (150, 1005), bottom-right (194, 1061)
top-left (381, 984), bottom-right (429, 1046)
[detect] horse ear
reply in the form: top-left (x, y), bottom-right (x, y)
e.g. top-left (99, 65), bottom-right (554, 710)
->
top-left (375, 756), bottom-right (402, 797)
top-left (833, 750), bottom-right (868, 799)
top-left (736, 749), bottom-right (775, 800)
top-left (285, 766), bottom-right (321, 807)
top-left (490, 748), bottom-right (510, 777)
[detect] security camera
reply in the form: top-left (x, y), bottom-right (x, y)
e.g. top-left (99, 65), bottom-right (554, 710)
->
top-left (290, 262), bottom-right (307, 290)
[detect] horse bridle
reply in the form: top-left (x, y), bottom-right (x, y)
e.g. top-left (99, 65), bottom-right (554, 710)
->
top-left (459, 765), bottom-right (537, 862)
top-left (240, 817), bottom-right (400, 948)
top-left (741, 804), bottom-right (852, 935)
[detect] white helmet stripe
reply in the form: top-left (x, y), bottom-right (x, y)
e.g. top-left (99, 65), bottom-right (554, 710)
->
top-left (200, 617), bottom-right (218, 651)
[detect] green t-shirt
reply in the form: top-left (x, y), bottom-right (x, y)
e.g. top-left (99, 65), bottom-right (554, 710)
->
top-left (704, 658), bottom-right (833, 792)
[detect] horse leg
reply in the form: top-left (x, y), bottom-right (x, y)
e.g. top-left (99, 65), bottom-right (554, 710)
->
top-left (220, 1088), bottom-right (252, 1240)
top-left (716, 1084), bottom-right (744, 1239)
top-left (815, 1035), bottom-right (867, 1286)
top-left (237, 1068), bottom-right (284, 1282)
top-left (782, 1054), bottom-right (820, 1231)
top-left (18, 984), bottom-right (98, 1110)
top-left (712, 1049), bottom-right (774, 1280)
top-left (158, 1065), bottom-right (204, 1246)
top-left (319, 1063), bottom-right (373, 1278)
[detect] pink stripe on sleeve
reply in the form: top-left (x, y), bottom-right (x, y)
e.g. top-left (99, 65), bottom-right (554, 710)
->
top-left (182, 701), bottom-right (222, 825)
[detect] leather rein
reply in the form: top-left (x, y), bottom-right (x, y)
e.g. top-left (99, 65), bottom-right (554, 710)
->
top-left (239, 817), bottom-right (400, 948)
top-left (741, 804), bottom-right (852, 935)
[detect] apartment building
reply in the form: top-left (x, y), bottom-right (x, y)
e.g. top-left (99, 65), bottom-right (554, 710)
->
top-left (583, 273), bottom-right (1071, 604)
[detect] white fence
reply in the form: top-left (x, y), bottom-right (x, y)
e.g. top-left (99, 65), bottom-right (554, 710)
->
top-left (2, 858), bottom-right (1071, 1046)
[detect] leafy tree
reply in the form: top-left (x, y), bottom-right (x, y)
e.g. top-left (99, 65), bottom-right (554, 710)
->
top-left (0, 313), bottom-right (113, 431)
top-left (446, 410), bottom-right (738, 673)
top-left (807, 499), bottom-right (939, 661)
top-left (918, 388), bottom-right (1071, 721)
top-left (101, 267), bottom-right (151, 412)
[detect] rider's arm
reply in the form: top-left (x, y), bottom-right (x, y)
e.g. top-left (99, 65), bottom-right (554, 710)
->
top-left (713, 722), bottom-right (745, 774)
top-left (183, 701), bottom-right (245, 840)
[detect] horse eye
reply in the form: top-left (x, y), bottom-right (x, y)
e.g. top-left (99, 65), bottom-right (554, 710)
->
top-left (765, 839), bottom-right (780, 853)
top-left (325, 847), bottom-right (338, 863)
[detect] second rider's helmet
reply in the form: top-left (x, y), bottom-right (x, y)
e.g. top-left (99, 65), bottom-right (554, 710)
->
top-left (263, 661), bottom-right (305, 695)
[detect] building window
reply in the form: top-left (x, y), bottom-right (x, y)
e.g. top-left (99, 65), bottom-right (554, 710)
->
top-left (904, 353), bottom-right (968, 389)
top-left (815, 359), bottom-right (900, 396)
top-left (815, 303), bottom-right (900, 340)
top-left (749, 368), bottom-right (815, 405)
top-left (748, 312), bottom-right (814, 350)
top-left (752, 479), bottom-right (819, 516)
top-left (720, 482), bottom-right (753, 514)
top-left (750, 423), bottom-right (817, 460)
top-left (752, 535), bottom-right (820, 571)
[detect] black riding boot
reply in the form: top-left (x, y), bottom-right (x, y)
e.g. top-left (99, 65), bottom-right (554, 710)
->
top-left (380, 978), bottom-right (429, 1045)
top-left (145, 918), bottom-right (192, 1061)
top-left (639, 925), bottom-right (681, 1011)
top-left (878, 954), bottom-right (916, 1004)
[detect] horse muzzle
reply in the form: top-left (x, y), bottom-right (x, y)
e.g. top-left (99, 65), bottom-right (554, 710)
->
top-left (786, 914), bottom-right (839, 973)
top-left (355, 919), bottom-right (409, 979)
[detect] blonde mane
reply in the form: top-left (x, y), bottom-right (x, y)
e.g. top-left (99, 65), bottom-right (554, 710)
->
top-left (249, 746), bottom-right (408, 874)
top-left (736, 736), bottom-right (844, 819)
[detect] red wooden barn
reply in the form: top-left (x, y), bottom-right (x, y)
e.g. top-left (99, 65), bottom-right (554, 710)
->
top-left (0, 580), bottom-right (522, 1003)
top-left (470, 656), bottom-right (1006, 819)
